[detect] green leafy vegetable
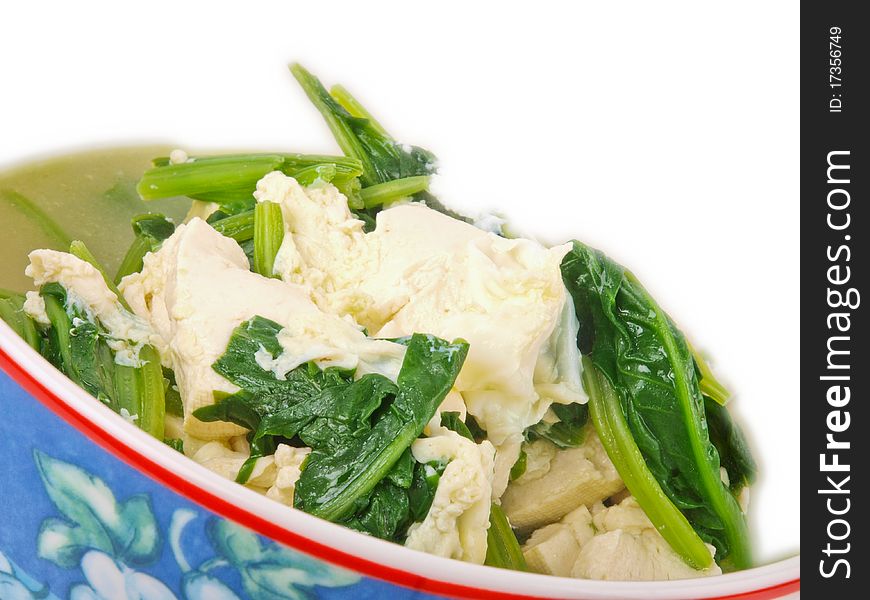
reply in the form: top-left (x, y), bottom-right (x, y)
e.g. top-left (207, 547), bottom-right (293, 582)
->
top-left (257, 373), bottom-right (398, 450)
top-left (37, 280), bottom-right (165, 440)
top-left (115, 214), bottom-right (176, 282)
top-left (210, 209), bottom-right (255, 242)
top-left (359, 176), bottom-right (431, 209)
top-left (440, 411), bottom-right (474, 441)
top-left (509, 449), bottom-right (527, 481)
top-left (163, 368), bottom-right (184, 417)
top-left (290, 64), bottom-right (437, 188)
top-left (137, 153), bottom-right (363, 212)
top-left (485, 504), bottom-right (528, 571)
top-left (252, 201), bottom-right (284, 278)
top-left (340, 481), bottom-right (410, 541)
top-left (0, 293), bottom-right (41, 350)
top-left (527, 402), bottom-right (588, 448)
top-left (164, 438), bottom-right (184, 453)
top-left (582, 358), bottom-right (714, 570)
top-left (407, 461), bottom-right (446, 522)
top-left (0, 189), bottom-right (72, 248)
top-left (294, 333), bottom-right (468, 522)
top-left (704, 396), bottom-right (757, 494)
top-left (563, 241), bottom-right (751, 570)
top-left (195, 317), bottom-right (468, 539)
top-left (464, 414), bottom-right (488, 442)
top-left (691, 341), bottom-right (731, 406)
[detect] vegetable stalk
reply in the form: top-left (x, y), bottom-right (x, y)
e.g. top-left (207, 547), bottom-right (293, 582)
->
top-left (582, 357), bottom-right (713, 569)
top-left (137, 153), bottom-right (362, 201)
top-left (485, 504), bottom-right (528, 571)
top-left (210, 209), bottom-right (255, 242)
top-left (253, 201), bottom-right (284, 278)
top-left (0, 295), bottom-right (41, 350)
top-left (359, 176), bottom-right (430, 209)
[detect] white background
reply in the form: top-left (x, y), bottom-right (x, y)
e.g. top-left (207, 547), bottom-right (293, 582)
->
top-left (0, 1), bottom-right (799, 563)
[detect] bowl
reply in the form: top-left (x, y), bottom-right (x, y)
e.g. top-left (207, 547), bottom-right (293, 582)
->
top-left (0, 149), bottom-right (800, 599)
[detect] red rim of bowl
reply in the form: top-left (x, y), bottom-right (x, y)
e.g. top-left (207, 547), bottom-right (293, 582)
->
top-left (0, 330), bottom-right (799, 600)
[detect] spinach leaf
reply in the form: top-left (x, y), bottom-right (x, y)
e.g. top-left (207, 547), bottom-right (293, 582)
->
top-left (288, 64), bottom-right (476, 229)
top-left (164, 438), bottom-right (184, 453)
top-left (39, 282), bottom-right (165, 439)
top-left (485, 503), bottom-right (528, 571)
top-left (704, 396), bottom-right (757, 494)
top-left (294, 334), bottom-right (468, 522)
top-left (407, 460), bottom-right (446, 523)
top-left (527, 402), bottom-right (588, 448)
top-left (0, 293), bottom-right (41, 350)
top-left (258, 373), bottom-right (398, 452)
top-left (195, 317), bottom-right (468, 540)
top-left (194, 316), bottom-right (348, 480)
top-left (115, 214), bottom-right (176, 282)
top-left (290, 64), bottom-right (437, 188)
top-left (509, 449), bottom-right (527, 481)
top-left (562, 241), bottom-right (751, 570)
top-left (340, 481), bottom-right (410, 541)
top-left (440, 411), bottom-right (474, 441)
top-left (162, 367), bottom-right (184, 417)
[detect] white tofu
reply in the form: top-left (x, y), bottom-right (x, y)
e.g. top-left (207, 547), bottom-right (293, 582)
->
top-left (502, 432), bottom-right (623, 531)
top-left (24, 249), bottom-right (154, 366)
top-left (190, 441), bottom-right (276, 488)
top-left (404, 428), bottom-right (496, 564)
top-left (522, 497), bottom-right (722, 581)
top-left (119, 218), bottom-right (406, 438)
top-left (254, 172), bottom-right (586, 496)
top-left (265, 444), bottom-right (312, 506)
top-left (571, 498), bottom-right (722, 581)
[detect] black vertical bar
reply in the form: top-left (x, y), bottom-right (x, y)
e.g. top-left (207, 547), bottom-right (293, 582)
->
top-left (802, 2), bottom-right (868, 596)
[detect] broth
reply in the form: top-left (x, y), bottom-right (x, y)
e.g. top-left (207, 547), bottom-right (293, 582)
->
top-left (0, 146), bottom-right (188, 292)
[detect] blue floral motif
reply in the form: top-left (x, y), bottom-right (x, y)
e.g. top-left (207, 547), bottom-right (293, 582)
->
top-left (68, 550), bottom-right (176, 600)
top-left (0, 452), bottom-right (362, 600)
top-left (1, 549), bottom-right (60, 600)
top-left (34, 451), bottom-right (161, 569)
top-left (0, 366), bottom-right (447, 600)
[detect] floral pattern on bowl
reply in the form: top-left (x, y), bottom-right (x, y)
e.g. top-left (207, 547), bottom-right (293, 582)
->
top-left (0, 366), bottom-right (441, 600)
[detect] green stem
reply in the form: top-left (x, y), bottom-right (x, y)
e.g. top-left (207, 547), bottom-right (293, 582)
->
top-left (114, 214), bottom-right (176, 283)
top-left (359, 176), bottom-right (430, 209)
top-left (114, 236), bottom-right (152, 283)
top-left (253, 202), bottom-right (284, 278)
top-left (210, 209), bottom-right (255, 242)
top-left (0, 297), bottom-right (41, 350)
top-left (309, 420), bottom-right (421, 522)
top-left (139, 152), bottom-right (363, 203)
top-left (136, 344), bottom-right (166, 440)
top-left (0, 189), bottom-right (72, 248)
top-left (689, 341), bottom-right (731, 406)
top-left (114, 364), bottom-right (141, 423)
top-left (330, 84), bottom-right (389, 136)
top-left (485, 504), bottom-right (528, 571)
top-left (69, 240), bottom-right (130, 310)
top-left (137, 155), bottom-right (285, 200)
top-left (289, 63), bottom-right (379, 186)
top-left (582, 357), bottom-right (714, 570)
top-left (292, 163), bottom-right (337, 187)
top-left (41, 288), bottom-right (74, 376)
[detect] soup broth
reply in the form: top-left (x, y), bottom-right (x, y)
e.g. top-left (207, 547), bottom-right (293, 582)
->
top-left (0, 146), bottom-right (187, 292)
